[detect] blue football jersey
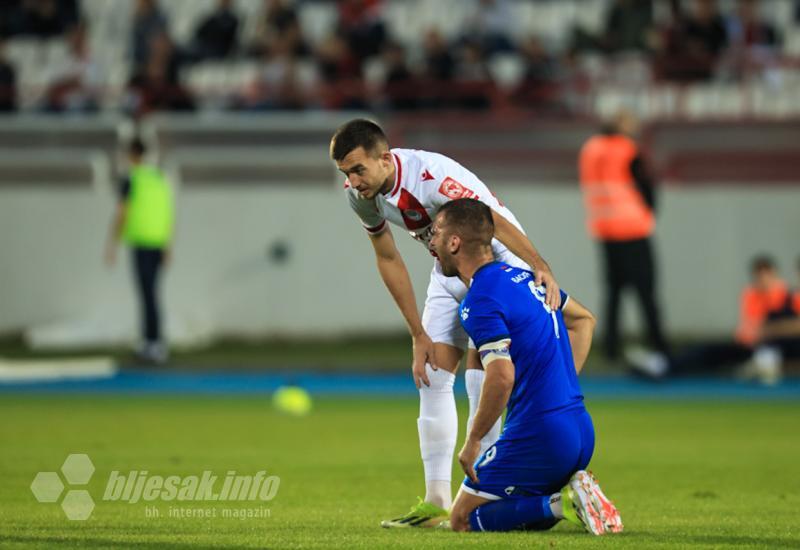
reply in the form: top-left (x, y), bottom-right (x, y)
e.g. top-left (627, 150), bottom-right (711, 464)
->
top-left (459, 262), bottom-right (584, 439)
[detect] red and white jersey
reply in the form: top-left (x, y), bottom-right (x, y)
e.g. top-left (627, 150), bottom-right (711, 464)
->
top-left (345, 148), bottom-right (527, 266)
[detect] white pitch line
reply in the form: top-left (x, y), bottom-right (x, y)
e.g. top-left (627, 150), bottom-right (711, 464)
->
top-left (0, 357), bottom-right (118, 383)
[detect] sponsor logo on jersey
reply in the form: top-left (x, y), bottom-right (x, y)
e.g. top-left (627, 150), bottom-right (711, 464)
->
top-left (421, 169), bottom-right (435, 181)
top-left (438, 177), bottom-right (479, 200)
top-left (460, 307), bottom-right (470, 321)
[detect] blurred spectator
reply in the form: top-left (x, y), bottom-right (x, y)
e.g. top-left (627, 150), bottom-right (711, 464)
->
top-left (735, 256), bottom-right (792, 347)
top-left (316, 33), bottom-right (365, 109)
top-left (655, 0), bottom-right (728, 81)
top-left (237, 34), bottom-right (307, 110)
top-left (381, 41), bottom-right (417, 110)
top-left (252, 0), bottom-right (309, 58)
top-left (512, 36), bottom-right (558, 108)
top-left (420, 29), bottom-right (455, 109)
top-left (12, 0), bottom-right (79, 38)
top-left (763, 257), bottom-right (800, 343)
top-left (131, 0), bottom-right (168, 69)
top-left (43, 22), bottom-right (101, 112)
top-left (337, 0), bottom-right (386, 61)
top-left (188, 0), bottom-right (239, 61)
top-left (462, 0), bottom-right (514, 55)
top-left (684, 0), bottom-right (728, 57)
top-left (0, 39), bottom-right (16, 111)
top-left (730, 0), bottom-right (779, 48)
top-left (647, 256), bottom-right (800, 384)
top-left (453, 41), bottom-right (494, 109)
top-left (0, 1), bottom-right (18, 38)
top-left (603, 0), bottom-right (654, 53)
top-left (127, 31), bottom-right (194, 115)
top-left (422, 29), bottom-right (455, 81)
top-left (260, 0), bottom-right (298, 38)
top-left (724, 0), bottom-right (780, 80)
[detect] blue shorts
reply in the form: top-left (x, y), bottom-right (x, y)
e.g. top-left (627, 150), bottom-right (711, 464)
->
top-left (462, 407), bottom-right (595, 500)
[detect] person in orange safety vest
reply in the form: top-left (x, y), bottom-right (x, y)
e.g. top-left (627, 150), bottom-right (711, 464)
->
top-left (579, 110), bottom-right (670, 375)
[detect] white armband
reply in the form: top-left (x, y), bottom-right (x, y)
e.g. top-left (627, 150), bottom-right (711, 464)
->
top-left (478, 338), bottom-right (512, 367)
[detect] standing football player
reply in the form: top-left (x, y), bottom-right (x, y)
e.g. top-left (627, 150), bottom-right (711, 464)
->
top-left (330, 119), bottom-right (561, 527)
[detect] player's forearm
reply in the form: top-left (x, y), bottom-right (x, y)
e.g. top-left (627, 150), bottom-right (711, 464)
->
top-left (468, 360), bottom-right (514, 442)
top-left (376, 255), bottom-right (424, 336)
top-left (491, 210), bottom-right (548, 272)
top-left (562, 297), bottom-right (596, 373)
top-left (568, 322), bottom-right (593, 374)
top-left (107, 210), bottom-right (125, 247)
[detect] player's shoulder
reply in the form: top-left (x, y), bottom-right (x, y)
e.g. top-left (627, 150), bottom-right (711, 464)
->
top-left (466, 263), bottom-right (515, 300)
top-left (483, 262), bottom-right (531, 284)
top-left (392, 148), bottom-right (460, 174)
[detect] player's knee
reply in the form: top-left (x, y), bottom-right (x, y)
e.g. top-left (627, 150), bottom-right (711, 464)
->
top-left (419, 364), bottom-right (456, 392)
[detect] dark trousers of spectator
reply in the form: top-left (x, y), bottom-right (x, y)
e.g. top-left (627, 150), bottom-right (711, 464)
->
top-left (669, 337), bottom-right (800, 375)
top-left (601, 237), bottom-right (669, 359)
top-left (669, 341), bottom-right (752, 374)
top-left (132, 247), bottom-right (164, 344)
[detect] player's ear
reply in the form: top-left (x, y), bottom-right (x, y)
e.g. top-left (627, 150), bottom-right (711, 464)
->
top-left (449, 234), bottom-right (461, 254)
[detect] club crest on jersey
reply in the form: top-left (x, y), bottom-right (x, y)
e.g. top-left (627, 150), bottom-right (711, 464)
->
top-left (397, 188), bottom-right (432, 230)
top-left (404, 209), bottom-right (423, 221)
top-left (439, 177), bottom-right (479, 200)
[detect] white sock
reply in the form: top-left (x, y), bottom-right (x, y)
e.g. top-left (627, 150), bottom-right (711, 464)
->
top-left (417, 363), bottom-right (457, 509)
top-left (465, 369), bottom-right (502, 456)
top-left (549, 492), bottom-right (565, 519)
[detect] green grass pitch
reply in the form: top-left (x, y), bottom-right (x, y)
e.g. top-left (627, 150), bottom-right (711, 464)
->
top-left (1, 396), bottom-right (798, 548)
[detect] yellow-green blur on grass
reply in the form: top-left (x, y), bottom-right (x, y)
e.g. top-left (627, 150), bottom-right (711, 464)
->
top-left (0, 396), bottom-right (798, 549)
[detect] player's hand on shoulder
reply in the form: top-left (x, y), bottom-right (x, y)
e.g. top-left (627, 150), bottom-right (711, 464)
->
top-left (411, 331), bottom-right (437, 388)
top-left (458, 438), bottom-right (481, 484)
top-left (535, 264), bottom-right (561, 310)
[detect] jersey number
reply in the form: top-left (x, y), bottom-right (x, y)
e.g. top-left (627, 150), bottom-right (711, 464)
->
top-left (528, 282), bottom-right (560, 339)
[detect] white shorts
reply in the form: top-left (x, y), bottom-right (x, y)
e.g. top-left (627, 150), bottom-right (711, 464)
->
top-left (421, 261), bottom-right (471, 350)
top-left (421, 244), bottom-right (529, 350)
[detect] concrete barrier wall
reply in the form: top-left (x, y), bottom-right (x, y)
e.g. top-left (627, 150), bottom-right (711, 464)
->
top-left (2, 179), bottom-right (798, 346)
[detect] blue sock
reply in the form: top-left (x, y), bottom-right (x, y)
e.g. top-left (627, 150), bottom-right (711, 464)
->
top-left (468, 495), bottom-right (556, 532)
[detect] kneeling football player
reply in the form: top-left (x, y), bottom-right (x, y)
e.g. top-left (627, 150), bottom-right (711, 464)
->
top-left (428, 198), bottom-right (623, 534)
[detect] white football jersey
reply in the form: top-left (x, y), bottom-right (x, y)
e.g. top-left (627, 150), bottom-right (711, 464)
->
top-left (345, 148), bottom-right (528, 266)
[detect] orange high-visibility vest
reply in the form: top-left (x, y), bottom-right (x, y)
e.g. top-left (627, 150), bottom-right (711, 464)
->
top-left (735, 281), bottom-right (789, 346)
top-left (579, 134), bottom-right (655, 241)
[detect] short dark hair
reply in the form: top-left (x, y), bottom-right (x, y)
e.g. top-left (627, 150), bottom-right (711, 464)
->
top-left (129, 137), bottom-right (146, 157)
top-left (330, 119), bottom-right (388, 161)
top-left (751, 254), bottom-right (775, 274)
top-left (437, 198), bottom-right (494, 250)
